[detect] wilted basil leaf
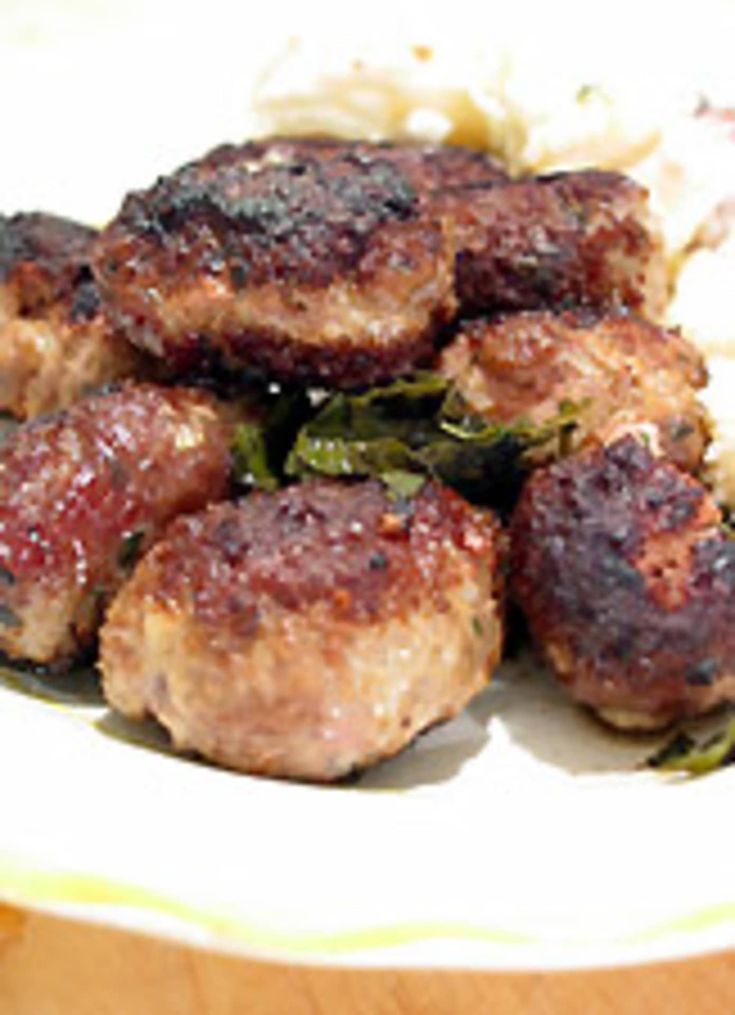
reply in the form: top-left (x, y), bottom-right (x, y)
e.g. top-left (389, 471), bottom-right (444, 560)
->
top-left (647, 718), bottom-right (735, 775)
top-left (117, 529), bottom-right (146, 570)
top-left (231, 388), bottom-right (312, 492)
top-left (232, 423), bottom-right (279, 492)
top-left (286, 372), bottom-right (581, 509)
top-left (379, 470), bottom-right (427, 500)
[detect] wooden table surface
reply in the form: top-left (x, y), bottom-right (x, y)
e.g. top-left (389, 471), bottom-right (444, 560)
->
top-left (0, 905), bottom-right (733, 1014)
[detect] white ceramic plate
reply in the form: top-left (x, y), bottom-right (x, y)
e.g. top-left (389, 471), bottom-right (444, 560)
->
top-left (1, 0), bottom-right (735, 972)
top-left (2, 657), bottom-right (735, 970)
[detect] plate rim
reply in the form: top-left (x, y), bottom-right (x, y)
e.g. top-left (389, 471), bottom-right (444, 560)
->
top-left (3, 848), bottom-right (735, 971)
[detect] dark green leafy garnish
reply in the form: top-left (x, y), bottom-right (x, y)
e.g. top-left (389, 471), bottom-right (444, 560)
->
top-left (285, 373), bottom-right (581, 509)
top-left (721, 514), bottom-right (735, 539)
top-left (232, 423), bottom-right (279, 492)
top-left (647, 719), bottom-right (735, 775)
top-left (117, 529), bottom-right (146, 570)
top-left (231, 388), bottom-right (312, 492)
top-left (378, 469), bottom-right (427, 500)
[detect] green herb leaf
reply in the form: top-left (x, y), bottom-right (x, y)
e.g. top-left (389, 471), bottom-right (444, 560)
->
top-left (230, 389), bottom-right (312, 492)
top-left (231, 422), bottom-right (279, 492)
top-left (286, 372), bottom-right (582, 508)
top-left (379, 470), bottom-right (427, 500)
top-left (647, 719), bottom-right (735, 775)
top-left (118, 529), bottom-right (146, 570)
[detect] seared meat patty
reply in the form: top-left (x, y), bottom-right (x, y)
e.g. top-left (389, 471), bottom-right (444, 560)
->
top-left (439, 309), bottom-right (709, 472)
top-left (444, 170), bottom-right (667, 318)
top-left (93, 141), bottom-right (461, 388)
top-left (0, 212), bottom-right (94, 311)
top-left (0, 213), bottom-right (142, 419)
top-left (100, 479), bottom-right (505, 781)
top-left (511, 436), bottom-right (735, 730)
top-left (196, 137), bottom-right (510, 194)
top-left (0, 383), bottom-right (234, 667)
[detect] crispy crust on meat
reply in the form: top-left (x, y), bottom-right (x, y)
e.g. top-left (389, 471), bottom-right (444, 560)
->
top-left (198, 137), bottom-right (510, 194)
top-left (0, 383), bottom-right (234, 666)
top-left (439, 309), bottom-right (709, 472)
top-left (0, 213), bottom-right (144, 419)
top-left (0, 212), bottom-right (95, 312)
top-left (510, 437), bottom-right (735, 728)
top-left (0, 310), bottom-right (142, 420)
top-left (100, 480), bottom-right (506, 780)
top-left (94, 142), bottom-right (460, 387)
top-left (444, 170), bottom-right (667, 318)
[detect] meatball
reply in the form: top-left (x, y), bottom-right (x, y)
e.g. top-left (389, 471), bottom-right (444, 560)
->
top-left (510, 436), bottom-right (735, 730)
top-left (100, 479), bottom-right (505, 781)
top-left (93, 140), bottom-right (459, 388)
top-left (443, 170), bottom-right (667, 319)
top-left (197, 137), bottom-right (510, 195)
top-left (0, 212), bottom-right (94, 312)
top-left (365, 139), bottom-right (509, 193)
top-left (439, 309), bottom-right (709, 472)
top-left (0, 213), bottom-right (143, 419)
top-left (0, 383), bottom-right (234, 667)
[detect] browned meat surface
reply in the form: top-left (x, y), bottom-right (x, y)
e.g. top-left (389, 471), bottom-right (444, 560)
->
top-left (510, 436), bottom-right (735, 730)
top-left (198, 137), bottom-right (510, 195)
top-left (0, 213), bottom-right (143, 419)
top-left (93, 138), bottom-right (665, 390)
top-left (100, 479), bottom-right (505, 781)
top-left (439, 309), bottom-right (709, 472)
top-left (0, 383), bottom-right (234, 668)
top-left (443, 170), bottom-right (667, 318)
top-left (0, 212), bottom-right (95, 312)
top-left (93, 141), bottom-right (461, 388)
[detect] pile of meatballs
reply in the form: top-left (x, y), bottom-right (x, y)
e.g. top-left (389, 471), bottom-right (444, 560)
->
top-left (1, 136), bottom-right (732, 782)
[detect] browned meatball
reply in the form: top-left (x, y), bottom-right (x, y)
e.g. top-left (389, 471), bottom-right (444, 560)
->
top-left (100, 479), bottom-right (505, 781)
top-left (442, 170), bottom-right (667, 319)
top-left (0, 383), bottom-right (235, 667)
top-left (198, 137), bottom-right (510, 195)
top-left (93, 141), bottom-right (460, 388)
top-left (511, 436), bottom-right (735, 730)
top-left (366, 140), bottom-right (509, 192)
top-left (0, 212), bottom-right (94, 311)
top-left (0, 213), bottom-right (143, 419)
top-left (439, 309), bottom-right (709, 472)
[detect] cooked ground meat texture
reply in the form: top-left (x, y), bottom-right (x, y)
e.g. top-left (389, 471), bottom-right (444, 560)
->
top-left (0, 212), bottom-right (94, 312)
top-left (0, 213), bottom-right (143, 419)
top-left (93, 140), bottom-right (461, 389)
top-left (197, 137), bottom-right (510, 194)
top-left (439, 309), bottom-right (709, 472)
top-left (443, 170), bottom-right (667, 319)
top-left (100, 479), bottom-right (505, 781)
top-left (510, 436), bottom-right (735, 730)
top-left (0, 383), bottom-right (234, 668)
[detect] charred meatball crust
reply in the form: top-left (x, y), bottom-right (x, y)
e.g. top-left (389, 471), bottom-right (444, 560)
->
top-left (100, 479), bottom-right (505, 781)
top-left (197, 137), bottom-right (510, 195)
top-left (0, 213), bottom-right (142, 419)
top-left (443, 170), bottom-right (667, 318)
top-left (0, 383), bottom-right (234, 667)
top-left (439, 309), bottom-right (709, 472)
top-left (511, 436), bottom-right (735, 729)
top-left (0, 212), bottom-right (95, 313)
top-left (93, 141), bottom-right (460, 388)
